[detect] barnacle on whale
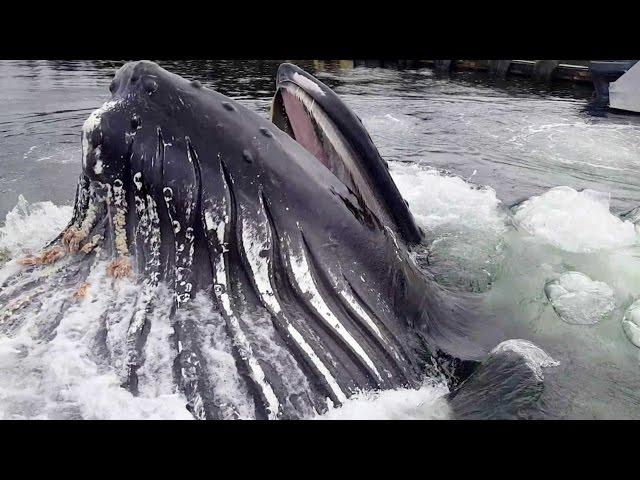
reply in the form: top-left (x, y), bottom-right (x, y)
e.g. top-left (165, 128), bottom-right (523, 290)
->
top-left (63, 194), bottom-right (101, 253)
top-left (62, 226), bottom-right (79, 249)
top-left (80, 234), bottom-right (104, 254)
top-left (106, 256), bottom-right (132, 279)
top-left (73, 282), bottom-right (90, 300)
top-left (17, 246), bottom-right (65, 266)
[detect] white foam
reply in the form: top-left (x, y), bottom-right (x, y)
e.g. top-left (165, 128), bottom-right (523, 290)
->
top-left (0, 197), bottom-right (192, 419)
top-left (136, 286), bottom-right (178, 398)
top-left (188, 292), bottom-right (257, 420)
top-left (0, 262), bottom-right (192, 420)
top-left (544, 271), bottom-right (616, 325)
top-left (390, 164), bottom-right (506, 233)
top-left (390, 164), bottom-right (507, 291)
top-left (491, 339), bottom-right (559, 381)
top-left (513, 186), bottom-right (639, 253)
top-left (315, 381), bottom-right (451, 420)
top-left (0, 195), bottom-right (72, 257)
top-left (239, 310), bottom-right (318, 418)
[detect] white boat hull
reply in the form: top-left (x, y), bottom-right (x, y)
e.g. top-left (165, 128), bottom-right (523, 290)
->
top-left (609, 61), bottom-right (640, 113)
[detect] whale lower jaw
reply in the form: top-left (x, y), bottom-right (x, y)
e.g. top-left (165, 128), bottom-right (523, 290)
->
top-left (1, 168), bottom-right (424, 419)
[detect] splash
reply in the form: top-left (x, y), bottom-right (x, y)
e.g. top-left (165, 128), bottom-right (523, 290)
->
top-left (391, 164), bottom-right (507, 292)
top-left (513, 186), bottom-right (638, 253)
top-left (544, 271), bottom-right (616, 325)
top-left (0, 261), bottom-right (192, 420)
top-left (316, 380), bottom-right (451, 420)
top-left (0, 195), bottom-right (72, 259)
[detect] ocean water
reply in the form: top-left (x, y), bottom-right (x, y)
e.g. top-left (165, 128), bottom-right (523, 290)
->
top-left (1, 60), bottom-right (640, 419)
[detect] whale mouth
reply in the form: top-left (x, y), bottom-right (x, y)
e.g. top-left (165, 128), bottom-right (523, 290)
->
top-left (272, 83), bottom-right (363, 194)
top-left (270, 67), bottom-right (424, 246)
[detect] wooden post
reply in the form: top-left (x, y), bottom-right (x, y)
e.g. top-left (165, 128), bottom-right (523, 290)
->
top-left (488, 60), bottom-right (512, 77)
top-left (434, 60), bottom-right (453, 72)
top-left (533, 60), bottom-right (560, 82)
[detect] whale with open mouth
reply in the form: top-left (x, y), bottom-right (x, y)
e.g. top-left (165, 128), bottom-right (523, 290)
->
top-left (0, 61), bottom-right (557, 419)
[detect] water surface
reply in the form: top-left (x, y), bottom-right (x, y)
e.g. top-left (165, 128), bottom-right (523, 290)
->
top-left (1, 60), bottom-right (640, 419)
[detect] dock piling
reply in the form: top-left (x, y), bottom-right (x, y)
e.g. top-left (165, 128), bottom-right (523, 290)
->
top-left (488, 60), bottom-right (512, 77)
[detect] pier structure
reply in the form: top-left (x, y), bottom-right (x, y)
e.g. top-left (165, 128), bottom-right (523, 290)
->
top-left (352, 60), bottom-right (639, 107)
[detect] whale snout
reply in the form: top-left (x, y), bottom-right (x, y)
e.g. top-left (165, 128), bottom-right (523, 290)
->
top-left (81, 61), bottom-right (201, 184)
top-left (110, 60), bottom-right (163, 97)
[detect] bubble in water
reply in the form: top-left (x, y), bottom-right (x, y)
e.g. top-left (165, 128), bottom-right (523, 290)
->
top-left (391, 164), bottom-right (507, 292)
top-left (544, 271), bottom-right (616, 325)
top-left (513, 186), bottom-right (638, 253)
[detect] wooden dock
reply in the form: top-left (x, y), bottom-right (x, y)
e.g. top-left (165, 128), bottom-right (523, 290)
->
top-left (432, 60), bottom-right (591, 82)
top-left (353, 60), bottom-right (594, 83)
top-left (350, 60), bottom-right (640, 108)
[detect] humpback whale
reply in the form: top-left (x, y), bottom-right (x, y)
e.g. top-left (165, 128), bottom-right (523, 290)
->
top-left (0, 61), bottom-right (556, 419)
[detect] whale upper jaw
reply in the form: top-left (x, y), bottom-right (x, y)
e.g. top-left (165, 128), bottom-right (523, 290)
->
top-left (272, 62), bottom-right (424, 245)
